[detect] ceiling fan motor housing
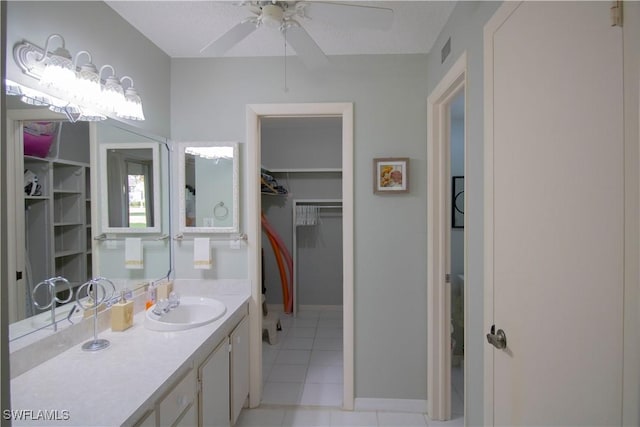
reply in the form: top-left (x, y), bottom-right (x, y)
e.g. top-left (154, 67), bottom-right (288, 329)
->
top-left (261, 4), bottom-right (285, 28)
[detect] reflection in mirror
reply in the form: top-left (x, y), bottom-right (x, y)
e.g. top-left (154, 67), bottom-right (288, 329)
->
top-left (6, 113), bottom-right (172, 343)
top-left (94, 121), bottom-right (171, 283)
top-left (179, 142), bottom-right (239, 233)
top-left (6, 104), bottom-right (96, 342)
top-left (100, 143), bottom-right (159, 232)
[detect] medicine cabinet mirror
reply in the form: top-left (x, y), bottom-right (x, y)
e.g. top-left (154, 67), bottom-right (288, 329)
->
top-left (178, 142), bottom-right (239, 233)
top-left (100, 142), bottom-right (160, 234)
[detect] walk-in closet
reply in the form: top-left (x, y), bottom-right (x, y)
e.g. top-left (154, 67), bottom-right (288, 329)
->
top-left (260, 116), bottom-right (344, 407)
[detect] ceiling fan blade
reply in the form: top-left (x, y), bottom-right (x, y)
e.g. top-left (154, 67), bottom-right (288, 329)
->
top-left (200, 18), bottom-right (258, 56)
top-left (300, 2), bottom-right (394, 30)
top-left (283, 23), bottom-right (329, 69)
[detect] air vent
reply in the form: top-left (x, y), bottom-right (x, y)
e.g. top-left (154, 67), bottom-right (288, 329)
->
top-left (441, 37), bottom-right (451, 64)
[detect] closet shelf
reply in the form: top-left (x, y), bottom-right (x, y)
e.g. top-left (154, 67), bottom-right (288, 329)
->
top-left (54, 249), bottom-right (84, 258)
top-left (53, 189), bottom-right (82, 194)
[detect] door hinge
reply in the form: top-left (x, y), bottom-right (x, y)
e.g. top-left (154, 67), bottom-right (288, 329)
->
top-left (611, 1), bottom-right (623, 27)
top-left (228, 343), bottom-right (233, 353)
top-left (445, 273), bottom-right (451, 284)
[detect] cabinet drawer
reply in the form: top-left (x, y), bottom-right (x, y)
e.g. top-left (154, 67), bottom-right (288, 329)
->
top-left (157, 369), bottom-right (196, 427)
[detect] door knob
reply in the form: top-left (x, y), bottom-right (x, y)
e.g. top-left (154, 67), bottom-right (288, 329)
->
top-left (486, 325), bottom-right (507, 349)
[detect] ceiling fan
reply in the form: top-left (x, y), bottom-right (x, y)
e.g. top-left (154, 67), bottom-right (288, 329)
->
top-left (200, 1), bottom-right (394, 69)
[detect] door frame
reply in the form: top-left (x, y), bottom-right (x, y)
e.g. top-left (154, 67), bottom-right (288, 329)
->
top-left (246, 102), bottom-right (354, 409)
top-left (427, 52), bottom-right (467, 421)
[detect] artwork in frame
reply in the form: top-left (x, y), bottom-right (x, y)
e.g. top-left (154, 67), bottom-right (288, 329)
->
top-left (452, 176), bottom-right (464, 228)
top-left (373, 157), bottom-right (409, 194)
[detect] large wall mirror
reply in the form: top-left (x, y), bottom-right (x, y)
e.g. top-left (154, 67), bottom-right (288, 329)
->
top-left (100, 142), bottom-right (160, 233)
top-left (178, 142), bottom-right (239, 233)
top-left (6, 104), bottom-right (172, 342)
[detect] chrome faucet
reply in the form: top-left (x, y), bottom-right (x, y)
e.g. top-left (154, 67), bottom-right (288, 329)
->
top-left (151, 292), bottom-right (180, 316)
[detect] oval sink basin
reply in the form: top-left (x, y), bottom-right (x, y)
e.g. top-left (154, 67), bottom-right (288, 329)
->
top-left (145, 296), bottom-right (226, 331)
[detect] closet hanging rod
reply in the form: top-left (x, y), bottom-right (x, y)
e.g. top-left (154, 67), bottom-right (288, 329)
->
top-left (173, 233), bottom-right (247, 242)
top-left (94, 234), bottom-right (169, 242)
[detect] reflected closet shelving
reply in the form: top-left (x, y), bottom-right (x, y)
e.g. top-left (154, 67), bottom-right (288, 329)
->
top-left (22, 122), bottom-right (92, 299)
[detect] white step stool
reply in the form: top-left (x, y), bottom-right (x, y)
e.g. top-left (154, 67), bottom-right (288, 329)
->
top-left (261, 295), bottom-right (281, 345)
top-left (262, 312), bottom-right (280, 345)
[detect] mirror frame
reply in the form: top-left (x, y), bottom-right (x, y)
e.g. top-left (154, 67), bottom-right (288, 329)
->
top-left (178, 141), bottom-right (239, 234)
top-left (99, 142), bottom-right (161, 234)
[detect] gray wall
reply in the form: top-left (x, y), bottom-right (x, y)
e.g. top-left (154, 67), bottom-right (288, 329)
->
top-left (425, 2), bottom-right (501, 424)
top-left (171, 54), bottom-right (431, 400)
top-left (6, 1), bottom-right (171, 137)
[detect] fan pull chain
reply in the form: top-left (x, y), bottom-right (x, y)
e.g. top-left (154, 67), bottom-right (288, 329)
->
top-left (283, 26), bottom-right (289, 93)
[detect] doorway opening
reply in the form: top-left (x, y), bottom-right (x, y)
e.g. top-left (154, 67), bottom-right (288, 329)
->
top-left (449, 90), bottom-right (465, 418)
top-left (246, 103), bottom-right (354, 410)
top-left (259, 116), bottom-right (344, 407)
top-left (427, 53), bottom-right (467, 422)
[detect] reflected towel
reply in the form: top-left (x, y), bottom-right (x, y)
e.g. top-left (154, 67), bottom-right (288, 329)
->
top-left (194, 238), bottom-right (212, 269)
top-left (125, 238), bottom-right (143, 269)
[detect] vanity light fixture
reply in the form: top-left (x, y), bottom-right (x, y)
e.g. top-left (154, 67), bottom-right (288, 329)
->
top-left (37, 34), bottom-right (76, 94)
top-left (99, 64), bottom-right (126, 114)
top-left (10, 34), bottom-right (145, 122)
top-left (118, 76), bottom-right (145, 121)
top-left (185, 146), bottom-right (234, 160)
top-left (73, 50), bottom-right (102, 104)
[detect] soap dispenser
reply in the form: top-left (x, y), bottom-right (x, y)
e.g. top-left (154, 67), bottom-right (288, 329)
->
top-left (111, 290), bottom-right (134, 331)
top-left (156, 280), bottom-right (174, 301)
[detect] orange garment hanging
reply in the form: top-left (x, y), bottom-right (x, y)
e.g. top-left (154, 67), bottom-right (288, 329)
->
top-left (261, 212), bottom-right (294, 313)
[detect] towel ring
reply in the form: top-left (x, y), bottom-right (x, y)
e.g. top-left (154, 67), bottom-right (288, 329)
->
top-left (214, 201), bottom-right (229, 220)
top-left (32, 276), bottom-right (73, 310)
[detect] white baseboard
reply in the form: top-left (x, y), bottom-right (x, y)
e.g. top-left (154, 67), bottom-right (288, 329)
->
top-left (266, 304), bottom-right (343, 313)
top-left (299, 304), bottom-right (342, 312)
top-left (354, 398), bottom-right (428, 413)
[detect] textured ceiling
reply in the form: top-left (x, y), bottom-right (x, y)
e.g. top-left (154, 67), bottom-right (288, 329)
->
top-left (106, 1), bottom-right (456, 59)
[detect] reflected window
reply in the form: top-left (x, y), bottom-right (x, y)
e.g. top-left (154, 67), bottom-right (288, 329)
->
top-left (127, 173), bottom-right (147, 227)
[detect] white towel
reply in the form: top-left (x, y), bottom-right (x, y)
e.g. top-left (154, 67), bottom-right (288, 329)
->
top-left (124, 238), bottom-right (143, 269)
top-left (194, 238), bottom-right (212, 269)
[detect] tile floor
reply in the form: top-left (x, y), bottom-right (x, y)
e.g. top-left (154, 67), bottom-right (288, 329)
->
top-left (247, 308), bottom-right (464, 426)
top-left (262, 309), bottom-right (344, 407)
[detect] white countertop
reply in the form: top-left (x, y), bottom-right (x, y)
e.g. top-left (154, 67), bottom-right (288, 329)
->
top-left (10, 281), bottom-right (250, 426)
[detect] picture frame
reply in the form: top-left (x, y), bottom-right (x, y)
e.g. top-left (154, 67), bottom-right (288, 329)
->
top-left (373, 157), bottom-right (409, 194)
top-left (452, 176), bottom-right (464, 228)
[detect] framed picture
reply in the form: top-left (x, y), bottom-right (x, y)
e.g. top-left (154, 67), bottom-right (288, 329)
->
top-left (452, 176), bottom-right (464, 228)
top-left (373, 157), bottom-right (409, 194)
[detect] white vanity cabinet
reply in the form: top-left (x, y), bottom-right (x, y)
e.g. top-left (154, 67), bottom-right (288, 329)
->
top-left (199, 338), bottom-right (230, 426)
top-left (132, 309), bottom-right (250, 427)
top-left (230, 316), bottom-right (249, 425)
top-left (157, 368), bottom-right (198, 426)
top-left (198, 314), bottom-right (250, 427)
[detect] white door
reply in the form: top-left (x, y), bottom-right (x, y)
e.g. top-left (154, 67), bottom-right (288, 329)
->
top-left (485, 2), bottom-right (624, 425)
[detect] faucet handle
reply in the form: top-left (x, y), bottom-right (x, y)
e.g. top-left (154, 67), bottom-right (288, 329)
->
top-left (168, 291), bottom-right (180, 309)
top-left (152, 298), bottom-right (170, 315)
